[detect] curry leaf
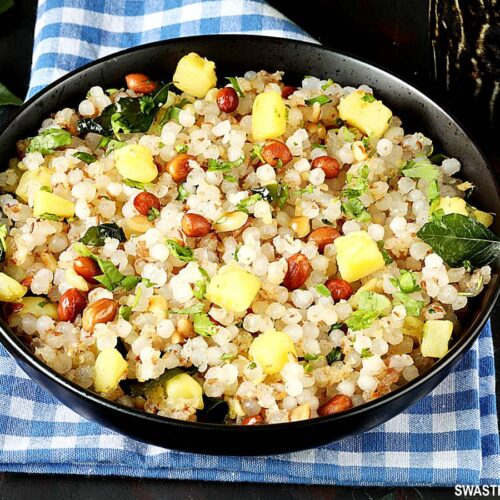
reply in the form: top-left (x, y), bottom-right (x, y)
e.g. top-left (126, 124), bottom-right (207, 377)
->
top-left (72, 152), bottom-right (97, 164)
top-left (80, 223), bottom-right (126, 246)
top-left (416, 213), bottom-right (500, 268)
top-left (0, 81), bottom-right (22, 106)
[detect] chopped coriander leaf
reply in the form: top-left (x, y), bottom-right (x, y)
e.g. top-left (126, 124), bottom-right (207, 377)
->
top-left (329, 322), bottom-right (344, 332)
top-left (119, 305), bottom-right (132, 321)
top-left (357, 291), bottom-right (392, 316)
top-left (221, 352), bottom-right (237, 361)
top-left (315, 284), bottom-right (331, 297)
top-left (176, 183), bottom-right (190, 202)
top-left (248, 361), bottom-right (257, 369)
top-left (321, 78), bottom-right (334, 90)
top-left (106, 88), bottom-right (119, 95)
top-left (170, 303), bottom-right (204, 314)
top-left (122, 178), bottom-right (152, 190)
top-left (225, 77), bottom-right (244, 97)
top-left (147, 207), bottom-right (160, 221)
top-left (360, 348), bottom-right (373, 358)
top-left (326, 347), bottom-right (344, 364)
top-left (193, 278), bottom-right (207, 300)
top-left (72, 152), bottom-right (97, 164)
top-left (303, 353), bottom-right (319, 361)
top-left (251, 143), bottom-right (265, 163)
top-left (342, 126), bottom-right (356, 142)
top-left (401, 157), bottom-right (439, 184)
top-left (294, 184), bottom-right (315, 195)
top-left (193, 312), bottom-right (217, 337)
top-left (39, 213), bottom-right (64, 221)
top-left (223, 174), bottom-right (237, 182)
top-left (304, 363), bottom-right (313, 373)
top-left (390, 270), bottom-right (421, 293)
top-left (37, 300), bottom-right (48, 308)
top-left (312, 143), bottom-right (327, 150)
top-left (236, 193), bottom-right (262, 212)
top-left (234, 245), bottom-right (241, 261)
top-left (27, 128), bottom-right (72, 155)
top-left (428, 179), bottom-right (440, 203)
top-left (341, 198), bottom-right (371, 222)
top-left (345, 310), bottom-right (379, 331)
top-left (393, 292), bottom-right (424, 317)
top-left (361, 93), bottom-right (376, 103)
top-left (175, 143), bottom-right (188, 153)
top-left (381, 247), bottom-right (394, 265)
top-left (207, 156), bottom-right (245, 172)
top-left (305, 95), bottom-right (331, 106)
top-left (166, 239), bottom-right (195, 262)
top-left (361, 136), bottom-right (370, 149)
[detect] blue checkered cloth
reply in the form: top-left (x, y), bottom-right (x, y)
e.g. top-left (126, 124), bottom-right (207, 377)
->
top-left (0, 0), bottom-right (498, 486)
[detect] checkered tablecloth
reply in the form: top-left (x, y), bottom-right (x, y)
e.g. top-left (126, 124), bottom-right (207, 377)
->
top-left (1, 0), bottom-right (499, 486)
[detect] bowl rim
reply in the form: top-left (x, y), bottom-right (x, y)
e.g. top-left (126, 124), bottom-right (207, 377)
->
top-left (0, 33), bottom-right (498, 434)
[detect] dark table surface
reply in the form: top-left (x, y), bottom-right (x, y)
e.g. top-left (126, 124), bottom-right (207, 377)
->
top-left (0, 1), bottom-right (498, 498)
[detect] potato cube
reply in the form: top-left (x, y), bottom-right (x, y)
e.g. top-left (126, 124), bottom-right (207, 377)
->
top-left (334, 230), bottom-right (385, 282)
top-left (94, 349), bottom-right (129, 393)
top-left (0, 272), bottom-right (27, 302)
top-left (420, 320), bottom-right (453, 358)
top-left (33, 190), bottom-right (75, 218)
top-left (16, 167), bottom-right (53, 203)
top-left (252, 91), bottom-right (287, 142)
top-left (437, 196), bottom-right (468, 216)
top-left (402, 316), bottom-right (424, 343)
top-left (165, 373), bottom-right (204, 410)
top-left (338, 90), bottom-right (392, 138)
top-left (249, 330), bottom-right (296, 375)
top-left (472, 208), bottom-right (493, 228)
top-left (114, 144), bottom-right (158, 183)
top-left (173, 52), bottom-right (217, 98)
top-left (205, 262), bottom-right (261, 313)
top-left (18, 296), bottom-right (58, 319)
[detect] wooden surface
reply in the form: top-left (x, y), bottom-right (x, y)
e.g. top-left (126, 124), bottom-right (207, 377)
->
top-left (0, 0), bottom-right (498, 497)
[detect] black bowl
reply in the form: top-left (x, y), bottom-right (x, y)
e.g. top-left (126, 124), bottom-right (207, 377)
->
top-left (0, 35), bottom-right (498, 456)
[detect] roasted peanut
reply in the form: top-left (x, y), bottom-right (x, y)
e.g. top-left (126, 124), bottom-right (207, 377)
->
top-left (82, 298), bottom-right (117, 331)
top-left (216, 87), bottom-right (239, 113)
top-left (133, 192), bottom-right (161, 217)
top-left (74, 257), bottom-right (101, 284)
top-left (241, 415), bottom-right (264, 425)
top-left (283, 253), bottom-right (312, 290)
top-left (311, 156), bottom-right (340, 179)
top-left (317, 394), bottom-right (353, 416)
top-left (181, 213), bottom-right (211, 237)
top-left (262, 140), bottom-right (292, 167)
top-left (281, 86), bottom-right (297, 99)
top-left (125, 73), bottom-right (157, 94)
top-left (57, 288), bottom-right (86, 322)
top-left (166, 153), bottom-right (194, 183)
top-left (308, 226), bottom-right (340, 252)
top-left (325, 278), bottom-right (353, 301)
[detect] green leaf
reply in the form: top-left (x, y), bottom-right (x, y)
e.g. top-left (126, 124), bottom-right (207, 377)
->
top-left (341, 198), bottom-right (371, 222)
top-left (294, 184), bottom-right (315, 196)
top-left (360, 347), bottom-right (373, 358)
top-left (197, 396), bottom-right (229, 423)
top-left (175, 143), bottom-right (188, 153)
top-left (80, 223), bottom-right (126, 246)
top-left (416, 213), bottom-right (500, 268)
top-left (73, 242), bottom-right (95, 258)
top-left (361, 93), bottom-right (376, 103)
top-left (39, 213), bottom-right (64, 221)
top-left (193, 312), bottom-right (217, 337)
top-left (393, 292), bottom-right (424, 317)
top-left (225, 77), bottom-right (244, 97)
top-left (312, 143), bottom-right (327, 150)
top-left (0, 0), bottom-right (14, 15)
top-left (428, 179), bottom-right (440, 203)
top-left (94, 259), bottom-right (125, 291)
top-left (176, 183), bottom-right (190, 202)
top-left (120, 275), bottom-right (142, 291)
top-left (147, 207), bottom-right (160, 221)
top-left (303, 353), bottom-right (319, 361)
top-left (250, 143), bottom-right (265, 163)
top-left (223, 174), bottom-right (237, 183)
top-left (119, 305), bottom-right (132, 321)
top-left (357, 290), bottom-right (392, 316)
top-left (27, 128), bottom-right (72, 155)
top-left (345, 310), bottom-right (379, 331)
top-left (0, 223), bottom-right (7, 262)
top-left (78, 83), bottom-right (172, 137)
top-left (326, 347), bottom-right (344, 364)
top-left (236, 193), bottom-right (262, 212)
top-left (166, 239), bottom-right (195, 262)
top-left (122, 179), bottom-right (151, 190)
top-left (221, 352), bottom-right (236, 361)
top-left (315, 284), bottom-right (331, 297)
top-left (305, 95), bottom-right (331, 106)
top-left (390, 270), bottom-right (421, 293)
top-left (0, 81), bottom-right (22, 106)
top-left (401, 157), bottom-right (439, 184)
top-left (321, 78), bottom-right (334, 90)
top-left (341, 126), bottom-right (356, 142)
top-left (72, 152), bottom-right (97, 164)
top-left (169, 303), bottom-right (204, 315)
top-left (380, 247), bottom-right (393, 265)
top-left (430, 153), bottom-right (448, 165)
top-left (207, 156), bottom-right (244, 172)
top-left (250, 183), bottom-right (289, 209)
